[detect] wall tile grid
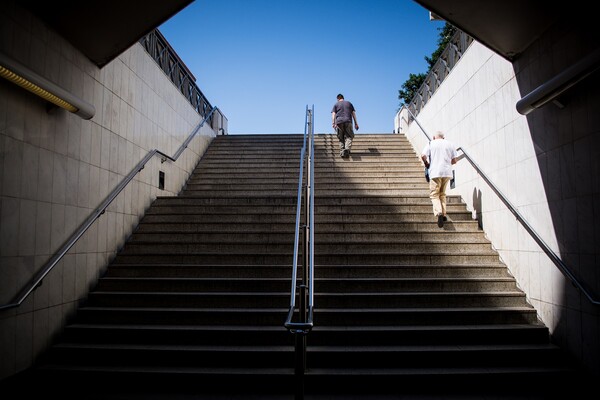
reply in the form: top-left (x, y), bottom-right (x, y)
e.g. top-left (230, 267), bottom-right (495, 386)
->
top-left (0, 2), bottom-right (217, 379)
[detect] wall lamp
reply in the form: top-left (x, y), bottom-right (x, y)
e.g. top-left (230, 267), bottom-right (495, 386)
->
top-left (516, 47), bottom-right (600, 115)
top-left (0, 52), bottom-right (95, 120)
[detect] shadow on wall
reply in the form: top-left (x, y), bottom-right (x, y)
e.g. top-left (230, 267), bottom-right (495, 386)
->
top-left (512, 20), bottom-right (600, 376)
top-left (472, 188), bottom-right (483, 230)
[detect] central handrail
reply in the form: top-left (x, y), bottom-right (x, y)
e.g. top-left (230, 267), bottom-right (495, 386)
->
top-left (403, 106), bottom-right (600, 306)
top-left (0, 107), bottom-right (219, 311)
top-left (284, 105), bottom-right (315, 400)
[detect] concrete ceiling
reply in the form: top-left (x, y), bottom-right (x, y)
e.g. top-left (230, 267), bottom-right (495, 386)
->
top-left (414, 0), bottom-right (566, 61)
top-left (19, 0), bottom-right (193, 67)
top-left (19, 0), bottom-right (589, 66)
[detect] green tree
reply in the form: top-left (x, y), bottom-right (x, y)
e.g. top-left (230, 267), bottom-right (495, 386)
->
top-left (424, 22), bottom-right (457, 70)
top-left (398, 73), bottom-right (426, 105)
top-left (399, 22), bottom-right (456, 107)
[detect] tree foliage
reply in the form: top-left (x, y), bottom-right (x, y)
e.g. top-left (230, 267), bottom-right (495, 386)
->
top-left (399, 22), bottom-right (457, 107)
top-left (424, 23), bottom-right (457, 70)
top-left (398, 73), bottom-right (426, 105)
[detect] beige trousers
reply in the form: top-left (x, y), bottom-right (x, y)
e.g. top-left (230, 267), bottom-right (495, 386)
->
top-left (429, 177), bottom-right (451, 216)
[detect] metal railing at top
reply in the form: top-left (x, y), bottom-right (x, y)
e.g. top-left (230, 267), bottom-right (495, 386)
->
top-left (405, 30), bottom-right (473, 120)
top-left (284, 105), bottom-right (315, 400)
top-left (139, 29), bottom-right (214, 121)
top-left (0, 107), bottom-right (219, 311)
top-left (403, 106), bottom-right (599, 306)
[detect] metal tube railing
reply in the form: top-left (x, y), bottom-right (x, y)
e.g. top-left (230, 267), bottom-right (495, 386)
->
top-left (0, 107), bottom-right (219, 311)
top-left (284, 105), bottom-right (315, 400)
top-left (516, 47), bottom-right (600, 115)
top-left (404, 106), bottom-right (599, 306)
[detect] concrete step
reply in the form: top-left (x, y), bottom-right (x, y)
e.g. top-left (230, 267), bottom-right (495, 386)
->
top-left (144, 204), bottom-right (469, 215)
top-left (95, 277), bottom-right (518, 293)
top-left (187, 170), bottom-right (424, 186)
top-left (135, 221), bottom-right (482, 234)
top-left (61, 323), bottom-right (550, 346)
top-left (200, 153), bottom-right (417, 160)
top-left (140, 214), bottom-right (296, 223)
top-left (19, 363), bottom-right (583, 398)
top-left (180, 190), bottom-right (300, 197)
top-left (199, 152), bottom-right (419, 161)
top-left (139, 212), bottom-right (475, 223)
top-left (316, 150), bottom-right (416, 155)
top-left (127, 232), bottom-right (491, 244)
top-left (192, 167), bottom-right (302, 174)
top-left (86, 291), bottom-right (529, 308)
top-left (153, 195), bottom-right (464, 206)
top-left (185, 183), bottom-right (431, 191)
top-left (189, 172), bottom-right (428, 180)
top-left (145, 205), bottom-right (301, 214)
top-left (47, 343), bottom-right (295, 368)
top-left (192, 165), bottom-right (426, 173)
top-left (306, 343), bottom-right (566, 369)
top-left (202, 148), bottom-right (417, 157)
top-left (119, 242), bottom-right (497, 255)
top-left (112, 252), bottom-right (502, 265)
top-left (181, 189), bottom-right (436, 197)
top-left (75, 306), bottom-right (540, 325)
top-left (44, 342), bottom-right (564, 370)
top-left (104, 264), bottom-right (511, 279)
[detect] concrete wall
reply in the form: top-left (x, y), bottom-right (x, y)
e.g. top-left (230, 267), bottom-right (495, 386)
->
top-left (398, 34), bottom-right (599, 374)
top-left (0, 3), bottom-right (220, 379)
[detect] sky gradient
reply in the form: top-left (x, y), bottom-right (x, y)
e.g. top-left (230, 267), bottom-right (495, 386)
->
top-left (159, 0), bottom-right (444, 134)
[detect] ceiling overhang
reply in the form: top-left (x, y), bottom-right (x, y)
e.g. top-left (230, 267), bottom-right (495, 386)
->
top-left (19, 0), bottom-right (193, 67)
top-left (414, 0), bottom-right (564, 61)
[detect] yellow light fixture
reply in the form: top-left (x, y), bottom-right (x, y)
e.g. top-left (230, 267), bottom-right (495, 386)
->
top-left (0, 52), bottom-right (95, 119)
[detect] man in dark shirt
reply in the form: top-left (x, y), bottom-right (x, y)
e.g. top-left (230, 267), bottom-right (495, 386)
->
top-left (331, 94), bottom-right (359, 157)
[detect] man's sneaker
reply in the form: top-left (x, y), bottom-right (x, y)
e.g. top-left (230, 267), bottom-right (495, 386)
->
top-left (437, 214), bottom-right (444, 228)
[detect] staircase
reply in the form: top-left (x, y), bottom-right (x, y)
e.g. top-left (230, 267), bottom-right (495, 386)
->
top-left (15, 133), bottom-right (579, 398)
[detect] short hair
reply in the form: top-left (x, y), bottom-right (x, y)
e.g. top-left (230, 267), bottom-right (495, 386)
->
top-left (434, 131), bottom-right (445, 139)
top-left (337, 94), bottom-right (344, 100)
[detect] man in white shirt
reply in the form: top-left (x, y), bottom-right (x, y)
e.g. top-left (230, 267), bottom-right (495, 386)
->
top-left (421, 131), bottom-right (458, 228)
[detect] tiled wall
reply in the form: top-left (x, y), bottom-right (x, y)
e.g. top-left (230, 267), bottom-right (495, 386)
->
top-left (0, 3), bottom-right (220, 379)
top-left (402, 34), bottom-right (599, 374)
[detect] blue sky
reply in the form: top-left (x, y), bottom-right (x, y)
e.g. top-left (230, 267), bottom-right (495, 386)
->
top-left (159, 0), bottom-right (443, 134)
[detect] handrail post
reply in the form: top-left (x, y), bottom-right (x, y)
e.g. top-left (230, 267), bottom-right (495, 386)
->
top-left (285, 105), bottom-right (316, 400)
top-left (294, 328), bottom-right (306, 400)
top-left (296, 136), bottom-right (309, 398)
top-left (297, 219), bottom-right (307, 400)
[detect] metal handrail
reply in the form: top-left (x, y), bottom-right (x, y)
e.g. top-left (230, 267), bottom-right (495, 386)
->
top-left (285, 105), bottom-right (315, 332)
top-left (516, 47), bottom-right (600, 115)
top-left (284, 105), bottom-right (315, 400)
top-left (404, 106), bottom-right (600, 306)
top-left (0, 107), bottom-right (219, 311)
